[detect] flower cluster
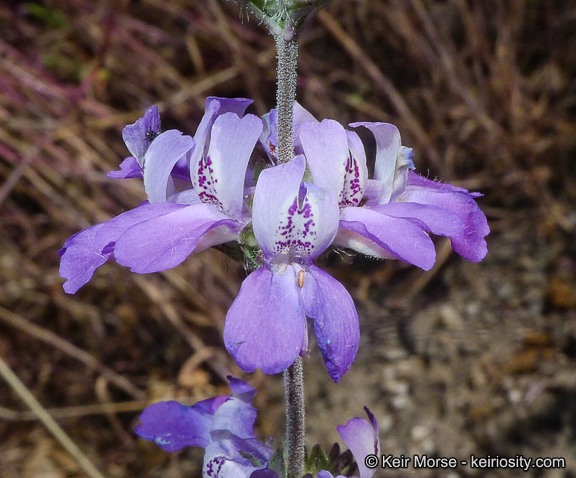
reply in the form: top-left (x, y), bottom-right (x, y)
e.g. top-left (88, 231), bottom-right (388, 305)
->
top-left (59, 98), bottom-right (489, 382)
top-left (135, 377), bottom-right (379, 478)
top-left (136, 377), bottom-right (275, 477)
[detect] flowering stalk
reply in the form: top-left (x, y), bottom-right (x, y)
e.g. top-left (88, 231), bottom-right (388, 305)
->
top-left (275, 12), bottom-right (303, 478)
top-left (284, 357), bottom-right (305, 478)
top-left (274, 34), bottom-right (298, 164)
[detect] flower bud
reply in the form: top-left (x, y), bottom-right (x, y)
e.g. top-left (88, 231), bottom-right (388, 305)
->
top-left (238, 0), bottom-right (330, 38)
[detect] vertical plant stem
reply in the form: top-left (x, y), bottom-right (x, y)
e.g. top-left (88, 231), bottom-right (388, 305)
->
top-left (284, 357), bottom-right (305, 478)
top-left (276, 23), bottom-right (304, 478)
top-left (274, 33), bottom-right (298, 164)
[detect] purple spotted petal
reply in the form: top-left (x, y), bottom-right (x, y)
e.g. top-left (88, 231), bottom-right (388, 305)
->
top-left (122, 105), bottom-right (161, 165)
top-left (350, 122), bottom-right (413, 203)
top-left (300, 265), bottom-right (359, 383)
top-left (114, 203), bottom-right (239, 273)
top-left (195, 113), bottom-right (262, 219)
top-left (190, 97), bottom-right (253, 172)
top-left (135, 397), bottom-right (226, 452)
top-left (59, 203), bottom-right (184, 293)
top-left (143, 130), bottom-right (195, 204)
top-left (253, 156), bottom-right (339, 260)
top-left (338, 207), bottom-right (436, 270)
top-left (252, 156), bottom-right (304, 257)
top-left (337, 408), bottom-right (380, 478)
top-left (203, 440), bottom-right (261, 478)
top-left (107, 156), bottom-right (142, 179)
top-left (344, 130), bottom-right (368, 206)
top-left (224, 266), bottom-right (306, 375)
top-left (400, 177), bottom-right (489, 262)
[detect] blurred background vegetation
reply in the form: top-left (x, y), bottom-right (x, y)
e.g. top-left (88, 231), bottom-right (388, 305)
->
top-left (1, 0), bottom-right (576, 477)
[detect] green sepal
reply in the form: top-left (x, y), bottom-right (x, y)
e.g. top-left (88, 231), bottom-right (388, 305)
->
top-left (268, 447), bottom-right (285, 477)
top-left (304, 444), bottom-right (331, 475)
top-left (236, 0), bottom-right (330, 36)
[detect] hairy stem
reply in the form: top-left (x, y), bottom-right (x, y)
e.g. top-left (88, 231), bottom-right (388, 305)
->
top-left (275, 34), bottom-right (298, 164)
top-left (284, 357), bottom-right (305, 478)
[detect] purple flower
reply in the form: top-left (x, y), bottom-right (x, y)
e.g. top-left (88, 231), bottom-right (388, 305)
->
top-left (318, 407), bottom-right (380, 478)
top-left (59, 98), bottom-right (263, 293)
top-left (224, 155), bottom-right (359, 383)
top-left (298, 118), bottom-right (489, 269)
top-left (107, 105), bottom-right (161, 179)
top-left (135, 377), bottom-right (275, 477)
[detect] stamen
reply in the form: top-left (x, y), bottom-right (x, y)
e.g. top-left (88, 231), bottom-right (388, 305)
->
top-left (297, 269), bottom-right (304, 288)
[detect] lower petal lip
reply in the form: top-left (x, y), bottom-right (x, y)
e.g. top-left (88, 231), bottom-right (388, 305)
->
top-left (224, 266), bottom-right (306, 375)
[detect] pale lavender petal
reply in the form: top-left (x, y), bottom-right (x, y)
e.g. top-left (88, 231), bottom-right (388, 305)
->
top-left (259, 109), bottom-right (278, 162)
top-left (210, 432), bottom-right (274, 468)
top-left (114, 203), bottom-right (239, 273)
top-left (292, 101), bottom-right (319, 150)
top-left (350, 122), bottom-right (401, 203)
top-left (122, 105), bottom-right (161, 165)
top-left (206, 97), bottom-right (253, 118)
top-left (337, 409), bottom-right (379, 478)
top-left (389, 146), bottom-right (414, 202)
top-left (293, 101), bottom-right (318, 127)
top-left (209, 432), bottom-right (273, 465)
top-left (363, 407), bottom-right (379, 442)
top-left (401, 181), bottom-right (489, 262)
top-left (199, 113), bottom-right (263, 219)
top-left (372, 202), bottom-right (466, 238)
top-left (59, 203), bottom-right (184, 293)
top-left (253, 156), bottom-right (339, 259)
top-left (332, 228), bottom-right (396, 261)
top-left (143, 130), bottom-right (194, 204)
top-left (407, 170), bottom-right (479, 196)
top-left (224, 266), bottom-right (306, 375)
top-left (212, 397), bottom-right (257, 440)
top-left (59, 224), bottom-right (108, 294)
top-left (300, 119), bottom-right (350, 202)
top-left (362, 179), bottom-right (383, 208)
top-left (260, 102), bottom-right (318, 161)
top-left (135, 398), bottom-right (225, 452)
top-left (193, 221), bottom-right (245, 255)
top-left (167, 188), bottom-right (202, 205)
top-left (317, 472), bottom-right (339, 478)
top-left (228, 377), bottom-right (257, 404)
top-left (300, 265), bottom-right (359, 383)
top-left (251, 470), bottom-right (280, 478)
top-left (107, 156), bottom-right (142, 179)
top-left (338, 207), bottom-right (436, 270)
top-left (190, 97), bottom-right (253, 173)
